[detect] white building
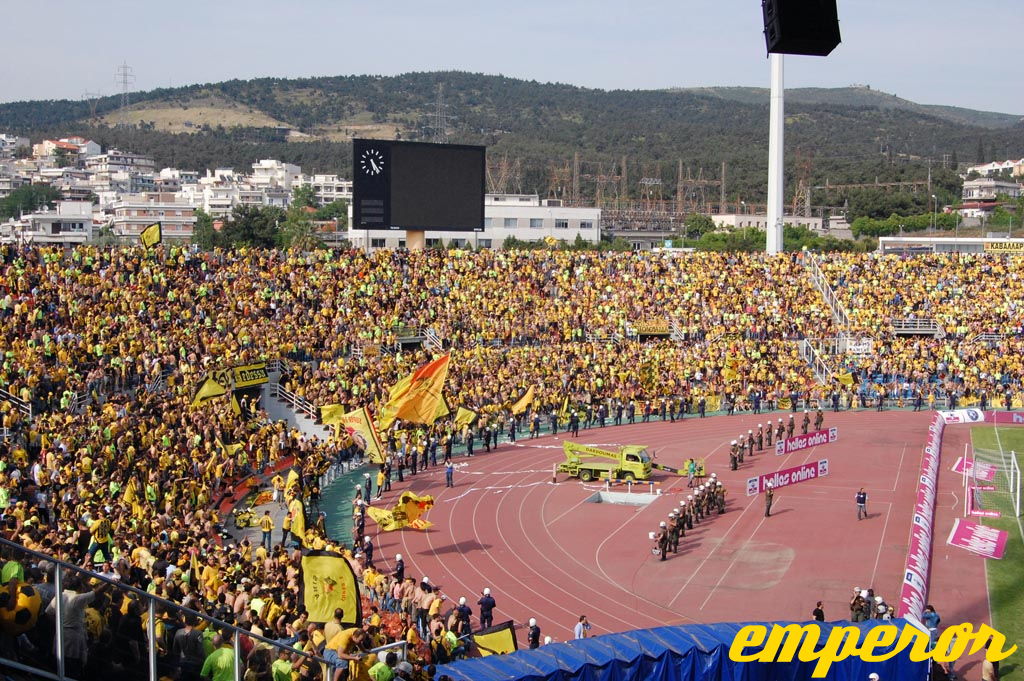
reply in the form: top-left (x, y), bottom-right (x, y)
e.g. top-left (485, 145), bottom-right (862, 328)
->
top-left (84, 149), bottom-right (156, 175)
top-left (961, 177), bottom-right (1021, 201)
top-left (712, 213), bottom-right (824, 232)
top-left (110, 193), bottom-right (197, 240)
top-left (965, 159), bottom-right (1024, 178)
top-left (250, 159), bottom-right (302, 190)
top-left (346, 193), bottom-right (601, 250)
top-left (0, 134), bottom-right (30, 159)
top-left (308, 174), bottom-right (352, 205)
top-left (0, 201), bottom-right (94, 245)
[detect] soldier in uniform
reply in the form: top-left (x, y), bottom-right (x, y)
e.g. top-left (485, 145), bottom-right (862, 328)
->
top-left (729, 440), bottom-right (738, 471)
top-left (801, 410), bottom-right (811, 435)
top-left (684, 497), bottom-right (695, 530)
top-left (747, 429), bottom-right (755, 456)
top-left (737, 434), bottom-right (746, 463)
top-left (698, 396), bottom-right (706, 418)
top-left (569, 410), bottom-right (580, 437)
top-left (776, 418), bottom-right (785, 443)
top-left (814, 407), bottom-right (824, 431)
top-left (764, 481), bottom-right (775, 517)
top-left (765, 421), bottom-right (773, 447)
top-left (668, 513), bottom-right (681, 553)
top-left (716, 482), bottom-right (726, 514)
top-left (786, 414), bottom-right (795, 439)
top-left (756, 424), bottom-right (764, 452)
top-left (656, 521), bottom-right (670, 561)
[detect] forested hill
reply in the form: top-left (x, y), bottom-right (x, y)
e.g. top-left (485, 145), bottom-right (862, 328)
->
top-left (2, 71), bottom-right (1022, 203)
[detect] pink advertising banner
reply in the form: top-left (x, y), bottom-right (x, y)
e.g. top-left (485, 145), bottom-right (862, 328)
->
top-left (987, 411), bottom-right (1024, 425)
top-left (774, 427), bottom-right (839, 455)
top-left (897, 415), bottom-right (943, 618)
top-left (745, 459), bottom-right (829, 496)
top-left (947, 518), bottom-right (1008, 559)
top-left (951, 456), bottom-right (998, 482)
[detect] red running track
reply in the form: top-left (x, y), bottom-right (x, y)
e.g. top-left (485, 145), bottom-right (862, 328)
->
top-left (366, 410), bottom-right (983, 646)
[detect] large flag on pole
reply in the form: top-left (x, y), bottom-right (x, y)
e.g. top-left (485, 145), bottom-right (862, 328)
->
top-left (300, 550), bottom-right (362, 625)
top-left (324, 406), bottom-right (387, 464)
top-left (471, 621), bottom-right (519, 656)
top-left (510, 386), bottom-right (536, 415)
top-left (139, 222), bottom-right (162, 248)
top-left (378, 354), bottom-right (451, 429)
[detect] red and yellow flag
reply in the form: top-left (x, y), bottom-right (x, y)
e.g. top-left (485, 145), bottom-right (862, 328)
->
top-left (378, 355), bottom-right (451, 429)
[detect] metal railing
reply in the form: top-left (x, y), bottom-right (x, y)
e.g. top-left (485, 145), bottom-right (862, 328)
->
top-left (799, 338), bottom-right (837, 385)
top-left (424, 328), bottom-right (444, 354)
top-left (0, 386), bottom-right (32, 418)
top-left (805, 253), bottom-right (852, 330)
top-left (269, 381), bottom-right (318, 421)
top-left (0, 536), bottom-right (343, 681)
top-left (970, 332), bottom-right (1005, 344)
top-left (669, 318), bottom-right (686, 343)
top-left (891, 317), bottom-right (944, 337)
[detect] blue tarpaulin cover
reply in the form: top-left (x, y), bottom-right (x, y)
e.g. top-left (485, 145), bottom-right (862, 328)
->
top-left (435, 619), bottom-right (928, 681)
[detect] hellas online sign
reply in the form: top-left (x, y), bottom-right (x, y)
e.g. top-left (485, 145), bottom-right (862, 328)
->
top-left (729, 622), bottom-right (1015, 677)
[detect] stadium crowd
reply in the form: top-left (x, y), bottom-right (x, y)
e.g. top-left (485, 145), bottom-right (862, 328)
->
top-left (1, 243), bottom-right (1022, 680)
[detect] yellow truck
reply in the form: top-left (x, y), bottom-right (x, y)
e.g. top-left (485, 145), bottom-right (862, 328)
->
top-left (558, 441), bottom-right (653, 482)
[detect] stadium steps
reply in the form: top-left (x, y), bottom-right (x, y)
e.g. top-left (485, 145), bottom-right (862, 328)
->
top-left (262, 368), bottom-right (332, 442)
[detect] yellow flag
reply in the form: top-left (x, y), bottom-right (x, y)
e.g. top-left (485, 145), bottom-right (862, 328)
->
top-left (139, 222), bottom-right (162, 248)
top-left (705, 395), bottom-right (721, 413)
top-left (434, 394), bottom-right (451, 421)
top-left (722, 367), bottom-right (738, 383)
top-left (471, 621), bottom-right (519, 656)
top-left (365, 491), bottom-right (435, 532)
top-left (510, 386), bottom-right (536, 415)
top-left (378, 355), bottom-right (451, 429)
top-left (288, 496), bottom-right (306, 544)
top-left (332, 407), bottom-right (387, 464)
top-left (300, 551), bottom-right (361, 625)
top-left (190, 375), bottom-right (227, 407)
top-left (836, 372), bottom-right (854, 387)
top-left (778, 397), bottom-right (792, 410)
top-left (558, 396), bottom-right (570, 422)
top-left (321, 404), bottom-right (346, 425)
top-left (454, 407), bottom-right (478, 428)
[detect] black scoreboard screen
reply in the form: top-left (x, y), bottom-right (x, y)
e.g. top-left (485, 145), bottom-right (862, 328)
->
top-left (353, 139), bottom-right (485, 232)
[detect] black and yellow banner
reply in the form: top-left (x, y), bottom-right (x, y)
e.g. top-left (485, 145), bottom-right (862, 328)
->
top-left (472, 621), bottom-right (519, 657)
top-left (232, 362), bottom-right (268, 388)
top-left (300, 550), bottom-right (362, 625)
top-left (139, 222), bottom-right (162, 248)
top-left (365, 491), bottom-right (435, 532)
top-left (984, 241), bottom-right (1024, 253)
top-left (191, 374), bottom-right (228, 406)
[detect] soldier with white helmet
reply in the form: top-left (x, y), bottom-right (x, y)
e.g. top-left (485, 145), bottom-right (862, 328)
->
top-left (478, 587), bottom-right (496, 629)
top-left (776, 418), bottom-right (785, 442)
top-left (528, 617), bottom-right (542, 649)
top-left (730, 440), bottom-right (739, 471)
top-left (715, 481), bottom-right (726, 514)
top-left (656, 520), bottom-right (670, 561)
top-left (766, 419), bottom-right (774, 447)
top-left (455, 596), bottom-right (473, 635)
top-left (747, 429), bottom-right (755, 456)
top-left (737, 434), bottom-right (746, 463)
top-left (668, 510), bottom-right (681, 553)
top-left (756, 424), bottom-right (764, 452)
top-left (765, 481), bottom-right (775, 517)
top-left (801, 409), bottom-right (811, 435)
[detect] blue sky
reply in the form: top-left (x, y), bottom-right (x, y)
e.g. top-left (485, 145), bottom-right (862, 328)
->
top-left (3, 0), bottom-right (1021, 114)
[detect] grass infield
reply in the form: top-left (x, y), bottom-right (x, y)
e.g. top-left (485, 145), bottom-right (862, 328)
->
top-left (970, 425), bottom-right (1024, 677)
